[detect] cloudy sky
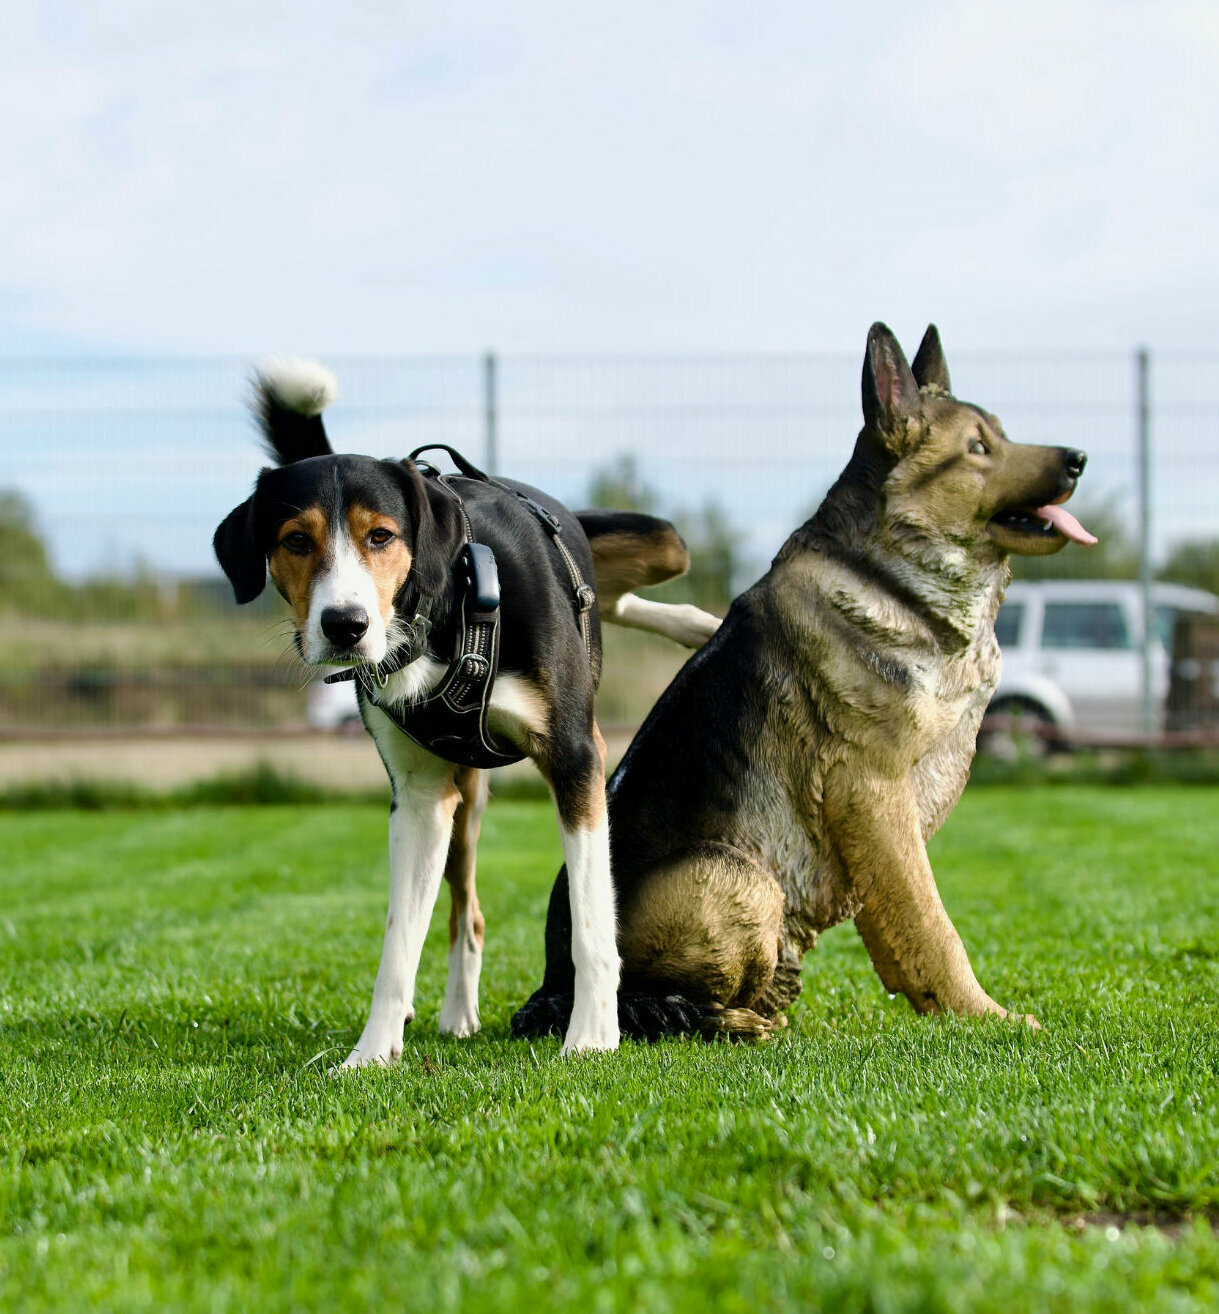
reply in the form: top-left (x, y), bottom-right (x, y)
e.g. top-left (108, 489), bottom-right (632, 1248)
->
top-left (3, 2), bottom-right (1217, 581)
top-left (4, 0), bottom-right (1218, 357)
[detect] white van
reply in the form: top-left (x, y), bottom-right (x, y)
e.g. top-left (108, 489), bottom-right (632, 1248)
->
top-left (306, 675), bottom-right (363, 732)
top-left (988, 579), bottom-right (1219, 746)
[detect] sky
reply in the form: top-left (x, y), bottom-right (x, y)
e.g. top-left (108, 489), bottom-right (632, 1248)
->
top-left (3, 0), bottom-right (1218, 357)
top-left (2, 1), bottom-right (1217, 582)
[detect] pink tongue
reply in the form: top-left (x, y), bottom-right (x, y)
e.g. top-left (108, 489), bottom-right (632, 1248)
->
top-left (1035, 504), bottom-right (1098, 546)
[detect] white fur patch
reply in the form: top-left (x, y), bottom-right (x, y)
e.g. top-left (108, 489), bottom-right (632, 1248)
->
top-left (487, 673), bottom-right (548, 743)
top-left (378, 655), bottom-right (448, 707)
top-left (342, 706), bottom-right (457, 1068)
top-left (304, 528), bottom-right (388, 665)
top-left (438, 916), bottom-right (482, 1037)
top-left (558, 818), bottom-right (621, 1054)
top-left (257, 357), bottom-right (338, 416)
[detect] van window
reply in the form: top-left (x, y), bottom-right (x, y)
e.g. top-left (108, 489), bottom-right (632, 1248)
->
top-left (1153, 605), bottom-right (1177, 649)
top-left (994, 602), bottom-right (1024, 647)
top-left (1041, 601), bottom-right (1131, 651)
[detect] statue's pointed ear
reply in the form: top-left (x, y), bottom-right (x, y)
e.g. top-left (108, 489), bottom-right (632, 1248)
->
top-left (911, 324), bottom-right (952, 394)
top-left (213, 492), bottom-right (266, 604)
top-left (861, 322), bottom-right (920, 446)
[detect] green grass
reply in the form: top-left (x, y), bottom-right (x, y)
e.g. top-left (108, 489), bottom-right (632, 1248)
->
top-left (2, 787), bottom-right (1217, 1312)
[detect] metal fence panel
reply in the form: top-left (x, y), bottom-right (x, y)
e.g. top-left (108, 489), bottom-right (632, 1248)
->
top-left (1, 350), bottom-right (1216, 737)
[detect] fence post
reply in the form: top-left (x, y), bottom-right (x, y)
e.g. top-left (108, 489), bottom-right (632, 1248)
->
top-left (1136, 346), bottom-right (1154, 739)
top-left (483, 351), bottom-right (498, 474)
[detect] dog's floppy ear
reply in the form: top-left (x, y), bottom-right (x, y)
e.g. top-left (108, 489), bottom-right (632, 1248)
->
top-left (213, 493), bottom-right (266, 604)
top-left (862, 322), bottom-right (921, 445)
top-left (392, 461), bottom-right (467, 597)
top-left (911, 324), bottom-right (952, 394)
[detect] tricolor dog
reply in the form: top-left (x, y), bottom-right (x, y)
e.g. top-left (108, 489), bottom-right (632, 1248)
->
top-left (214, 361), bottom-right (719, 1063)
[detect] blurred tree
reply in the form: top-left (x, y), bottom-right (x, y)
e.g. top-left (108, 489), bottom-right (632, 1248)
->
top-left (678, 501), bottom-right (737, 610)
top-left (1159, 538), bottom-right (1219, 596)
top-left (0, 488), bottom-right (193, 621)
top-left (0, 490), bottom-right (70, 615)
top-left (585, 453), bottom-right (658, 514)
top-left (75, 564), bottom-right (166, 622)
top-left (584, 458), bottom-right (739, 612)
top-left (1010, 496), bottom-right (1139, 581)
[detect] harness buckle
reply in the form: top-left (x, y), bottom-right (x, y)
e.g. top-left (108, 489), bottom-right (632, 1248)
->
top-left (460, 654), bottom-right (490, 680)
top-left (575, 583), bottom-right (596, 613)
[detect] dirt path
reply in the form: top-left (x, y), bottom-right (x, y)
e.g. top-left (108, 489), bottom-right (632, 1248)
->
top-left (0, 727), bottom-right (636, 792)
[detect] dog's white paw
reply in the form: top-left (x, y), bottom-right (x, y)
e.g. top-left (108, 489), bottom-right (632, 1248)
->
top-left (561, 996), bottom-right (620, 1054)
top-left (438, 1000), bottom-right (481, 1038)
top-left (338, 1045), bottom-right (399, 1066)
top-left (438, 942), bottom-right (482, 1037)
top-left (339, 1014), bottom-right (411, 1069)
top-left (339, 1040), bottom-right (400, 1069)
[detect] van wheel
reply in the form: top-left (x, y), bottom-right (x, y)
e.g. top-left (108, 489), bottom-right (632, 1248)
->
top-left (979, 698), bottom-right (1061, 760)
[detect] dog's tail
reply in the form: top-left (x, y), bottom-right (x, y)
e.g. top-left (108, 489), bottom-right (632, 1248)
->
top-left (510, 988), bottom-right (774, 1042)
top-left (251, 358), bottom-right (338, 465)
top-left (576, 509), bottom-right (722, 650)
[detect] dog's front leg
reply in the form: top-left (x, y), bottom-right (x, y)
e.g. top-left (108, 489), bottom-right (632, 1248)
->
top-left (439, 767), bottom-right (489, 1037)
top-left (546, 724), bottom-right (620, 1054)
top-left (343, 748), bottom-right (460, 1068)
top-left (825, 769), bottom-right (1038, 1025)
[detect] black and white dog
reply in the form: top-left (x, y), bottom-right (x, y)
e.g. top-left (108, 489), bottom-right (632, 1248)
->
top-left (214, 361), bottom-right (719, 1062)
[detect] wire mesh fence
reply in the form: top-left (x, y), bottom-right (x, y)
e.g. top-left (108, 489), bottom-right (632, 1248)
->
top-left (1, 349), bottom-right (1217, 740)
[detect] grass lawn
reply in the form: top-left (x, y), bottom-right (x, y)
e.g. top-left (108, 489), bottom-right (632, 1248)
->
top-left (2, 785), bottom-right (1218, 1312)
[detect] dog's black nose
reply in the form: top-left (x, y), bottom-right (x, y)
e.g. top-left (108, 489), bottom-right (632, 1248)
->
top-left (320, 606), bottom-right (369, 648)
top-left (1062, 448), bottom-right (1088, 478)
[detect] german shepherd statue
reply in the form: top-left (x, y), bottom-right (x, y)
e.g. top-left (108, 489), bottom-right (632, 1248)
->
top-left (514, 323), bottom-right (1095, 1041)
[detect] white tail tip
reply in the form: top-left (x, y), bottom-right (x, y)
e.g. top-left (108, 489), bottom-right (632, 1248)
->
top-left (255, 357), bottom-right (338, 416)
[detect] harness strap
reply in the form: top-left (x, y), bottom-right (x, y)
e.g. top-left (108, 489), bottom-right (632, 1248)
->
top-left (359, 542), bottom-right (522, 769)
top-left (409, 445), bottom-right (597, 665)
top-left (549, 529), bottom-right (596, 659)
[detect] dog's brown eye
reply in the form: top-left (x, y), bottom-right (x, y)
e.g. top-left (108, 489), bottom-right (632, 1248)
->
top-left (281, 531), bottom-right (313, 555)
top-left (368, 528), bottom-right (396, 548)
top-left (969, 438), bottom-right (988, 456)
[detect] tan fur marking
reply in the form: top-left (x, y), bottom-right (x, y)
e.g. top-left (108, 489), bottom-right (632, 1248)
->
top-left (589, 528), bottom-right (689, 609)
top-left (620, 850), bottom-right (784, 1008)
top-left (267, 506), bottom-right (329, 623)
top-left (445, 768), bottom-right (488, 949)
top-left (533, 721), bottom-right (608, 830)
top-left (347, 504), bottom-right (413, 630)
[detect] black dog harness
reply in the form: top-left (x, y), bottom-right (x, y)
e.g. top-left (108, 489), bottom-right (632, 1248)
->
top-left (325, 445), bottom-right (596, 770)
